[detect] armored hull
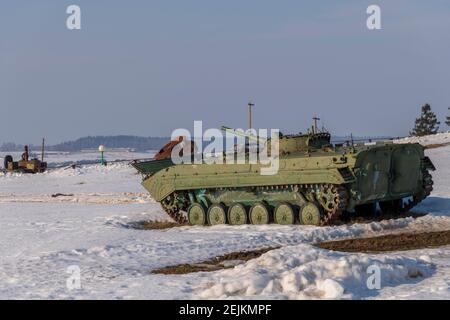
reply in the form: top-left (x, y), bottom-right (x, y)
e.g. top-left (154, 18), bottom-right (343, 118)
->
top-left (132, 131), bottom-right (435, 226)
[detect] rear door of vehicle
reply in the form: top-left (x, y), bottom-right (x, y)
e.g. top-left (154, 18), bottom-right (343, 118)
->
top-left (390, 144), bottom-right (422, 197)
top-left (356, 147), bottom-right (391, 202)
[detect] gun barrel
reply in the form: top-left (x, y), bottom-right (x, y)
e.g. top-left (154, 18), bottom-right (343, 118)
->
top-left (220, 126), bottom-right (266, 142)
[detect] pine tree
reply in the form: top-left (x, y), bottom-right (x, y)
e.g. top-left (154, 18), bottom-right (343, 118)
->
top-left (446, 107), bottom-right (450, 127)
top-left (410, 103), bottom-right (440, 137)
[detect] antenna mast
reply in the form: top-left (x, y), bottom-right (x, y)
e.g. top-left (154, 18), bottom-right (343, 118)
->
top-left (41, 138), bottom-right (45, 162)
top-left (248, 101), bottom-right (254, 130)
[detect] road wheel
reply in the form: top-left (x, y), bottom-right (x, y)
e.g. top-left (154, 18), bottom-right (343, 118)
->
top-left (187, 203), bottom-right (206, 226)
top-left (299, 202), bottom-right (322, 226)
top-left (207, 204), bottom-right (227, 225)
top-left (227, 203), bottom-right (248, 225)
top-left (274, 202), bottom-right (295, 225)
top-left (4, 155), bottom-right (13, 170)
top-left (249, 202), bottom-right (270, 225)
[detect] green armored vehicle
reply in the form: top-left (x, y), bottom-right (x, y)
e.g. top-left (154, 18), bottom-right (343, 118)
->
top-left (132, 127), bottom-right (435, 226)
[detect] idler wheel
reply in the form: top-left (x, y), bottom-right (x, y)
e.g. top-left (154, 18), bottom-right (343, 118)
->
top-left (249, 202), bottom-right (270, 225)
top-left (187, 203), bottom-right (206, 226)
top-left (207, 204), bottom-right (227, 225)
top-left (227, 203), bottom-right (248, 225)
top-left (274, 202), bottom-right (295, 225)
top-left (299, 202), bottom-right (322, 226)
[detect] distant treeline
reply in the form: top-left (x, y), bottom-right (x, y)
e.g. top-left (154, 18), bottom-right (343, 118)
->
top-left (1, 134), bottom-right (399, 153)
top-left (0, 136), bottom-right (170, 152)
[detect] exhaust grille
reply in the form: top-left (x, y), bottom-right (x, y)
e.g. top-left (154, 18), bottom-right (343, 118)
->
top-left (338, 167), bottom-right (355, 183)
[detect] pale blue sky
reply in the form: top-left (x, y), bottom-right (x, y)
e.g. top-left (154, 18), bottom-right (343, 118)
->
top-left (1, 0), bottom-right (450, 144)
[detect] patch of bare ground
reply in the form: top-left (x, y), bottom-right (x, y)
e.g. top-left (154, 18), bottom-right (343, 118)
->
top-left (317, 230), bottom-right (450, 253)
top-left (151, 247), bottom-right (279, 275)
top-left (424, 142), bottom-right (450, 149)
top-left (51, 193), bottom-right (74, 198)
top-left (131, 220), bottom-right (185, 230)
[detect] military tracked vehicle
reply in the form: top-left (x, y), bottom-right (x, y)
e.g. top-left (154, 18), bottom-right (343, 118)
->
top-left (132, 127), bottom-right (435, 226)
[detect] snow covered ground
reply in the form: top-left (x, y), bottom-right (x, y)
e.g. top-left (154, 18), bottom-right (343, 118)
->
top-left (395, 131), bottom-right (450, 146)
top-left (0, 133), bottom-right (449, 299)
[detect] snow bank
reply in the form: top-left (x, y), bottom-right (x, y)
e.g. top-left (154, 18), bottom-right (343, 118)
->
top-left (197, 245), bottom-right (433, 300)
top-left (0, 162), bottom-right (144, 196)
top-left (1, 162), bottom-right (131, 179)
top-left (395, 132), bottom-right (450, 146)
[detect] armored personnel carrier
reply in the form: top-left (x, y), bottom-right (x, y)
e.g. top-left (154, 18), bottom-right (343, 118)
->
top-left (132, 127), bottom-right (435, 226)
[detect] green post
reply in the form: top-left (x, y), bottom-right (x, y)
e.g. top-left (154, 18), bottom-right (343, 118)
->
top-left (99, 145), bottom-right (106, 166)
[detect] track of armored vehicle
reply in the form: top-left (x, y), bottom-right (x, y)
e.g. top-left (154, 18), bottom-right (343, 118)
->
top-left (132, 128), bottom-right (435, 226)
